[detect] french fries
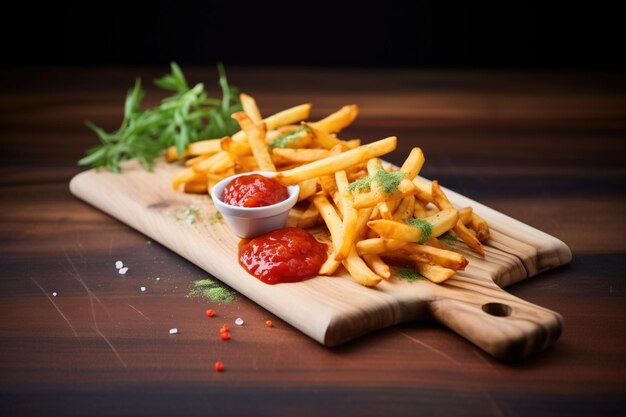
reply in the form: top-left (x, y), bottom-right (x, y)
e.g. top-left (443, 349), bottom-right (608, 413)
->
top-left (168, 95), bottom-right (490, 286)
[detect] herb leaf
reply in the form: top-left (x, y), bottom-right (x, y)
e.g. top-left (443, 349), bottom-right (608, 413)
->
top-left (403, 218), bottom-right (433, 243)
top-left (348, 167), bottom-right (406, 194)
top-left (79, 63), bottom-right (241, 173)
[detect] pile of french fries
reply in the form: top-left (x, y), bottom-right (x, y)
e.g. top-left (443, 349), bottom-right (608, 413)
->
top-left (169, 95), bottom-right (490, 287)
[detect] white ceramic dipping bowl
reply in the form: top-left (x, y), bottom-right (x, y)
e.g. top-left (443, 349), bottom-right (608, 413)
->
top-left (210, 171), bottom-right (300, 238)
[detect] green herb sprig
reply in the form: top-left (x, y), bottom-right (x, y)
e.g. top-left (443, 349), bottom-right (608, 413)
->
top-left (78, 63), bottom-right (241, 173)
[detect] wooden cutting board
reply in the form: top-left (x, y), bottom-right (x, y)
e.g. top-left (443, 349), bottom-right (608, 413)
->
top-left (70, 160), bottom-right (571, 361)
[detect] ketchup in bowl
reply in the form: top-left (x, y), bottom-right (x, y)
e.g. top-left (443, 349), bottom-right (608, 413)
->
top-left (239, 227), bottom-right (328, 284)
top-left (222, 174), bottom-right (289, 208)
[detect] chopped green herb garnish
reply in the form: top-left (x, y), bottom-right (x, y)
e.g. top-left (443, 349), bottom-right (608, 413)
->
top-left (183, 208), bottom-right (199, 224)
top-left (78, 62), bottom-right (241, 173)
top-left (403, 218), bottom-right (433, 243)
top-left (209, 211), bottom-right (223, 225)
top-left (145, 240), bottom-right (152, 245)
top-left (440, 232), bottom-right (460, 244)
top-left (348, 167), bottom-right (406, 194)
top-left (269, 126), bottom-right (310, 150)
top-left (348, 175), bottom-right (374, 193)
top-left (394, 267), bottom-right (425, 282)
top-left (187, 278), bottom-right (236, 303)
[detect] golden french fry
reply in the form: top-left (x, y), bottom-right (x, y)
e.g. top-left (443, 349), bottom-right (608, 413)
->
top-left (413, 198), bottom-right (428, 218)
top-left (166, 138), bottom-right (222, 161)
top-left (401, 148), bottom-right (426, 180)
top-left (184, 181), bottom-right (208, 194)
top-left (297, 201), bottom-right (320, 228)
top-left (232, 103), bottom-right (312, 143)
top-left (352, 158), bottom-right (419, 209)
top-left (362, 254), bottom-right (390, 279)
top-left (415, 262), bottom-right (455, 283)
top-left (305, 123), bottom-right (360, 150)
top-left (275, 137), bottom-right (397, 185)
top-left (378, 250), bottom-right (431, 265)
top-left (353, 179), bottom-right (418, 209)
top-left (234, 155), bottom-right (259, 172)
top-left (298, 178), bottom-right (318, 202)
top-left (334, 171), bottom-right (359, 261)
top-left (424, 237), bottom-right (446, 249)
top-left (459, 206), bottom-right (473, 225)
top-left (272, 148), bottom-right (332, 164)
top-left (431, 180), bottom-right (484, 256)
top-left (367, 208), bottom-right (459, 243)
top-left (192, 150), bottom-right (234, 174)
top-left (412, 177), bottom-right (434, 202)
top-left (184, 154), bottom-right (209, 167)
top-left (221, 136), bottom-right (252, 156)
top-left (309, 104), bottom-right (359, 133)
top-left (312, 194), bottom-right (381, 286)
top-left (356, 238), bottom-right (407, 255)
top-left (268, 126), bottom-right (313, 151)
top-left (470, 213), bottom-right (491, 242)
top-left (240, 93), bottom-right (262, 124)
top-left (386, 243), bottom-right (468, 271)
top-left (189, 139), bottom-right (222, 156)
top-left (172, 168), bottom-right (205, 190)
top-left (232, 112), bottom-right (276, 172)
top-left (266, 125), bottom-right (300, 142)
top-left (392, 196), bottom-right (416, 221)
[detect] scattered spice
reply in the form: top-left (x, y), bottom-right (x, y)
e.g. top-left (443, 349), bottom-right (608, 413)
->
top-left (206, 309), bottom-right (215, 317)
top-left (146, 240), bottom-right (152, 245)
top-left (265, 320), bottom-right (273, 328)
top-left (403, 218), bottom-right (433, 244)
top-left (394, 267), bottom-right (426, 282)
top-left (220, 332), bottom-right (231, 341)
top-left (235, 317), bottom-right (244, 326)
top-left (269, 126), bottom-right (310, 150)
top-left (349, 167), bottom-right (406, 194)
top-left (209, 211), bottom-right (223, 225)
top-left (220, 324), bottom-right (229, 334)
top-left (183, 208), bottom-right (199, 224)
top-left (440, 232), bottom-right (460, 244)
top-left (169, 328), bottom-right (179, 335)
top-left (187, 278), bottom-right (237, 304)
top-left (215, 361), bottom-right (224, 372)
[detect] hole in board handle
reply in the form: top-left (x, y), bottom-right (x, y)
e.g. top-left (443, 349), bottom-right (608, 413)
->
top-left (482, 302), bottom-right (512, 317)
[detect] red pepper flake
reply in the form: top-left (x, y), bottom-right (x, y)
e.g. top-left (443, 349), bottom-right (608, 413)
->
top-left (220, 332), bottom-right (231, 341)
top-left (265, 320), bottom-right (273, 328)
top-left (219, 324), bottom-right (229, 334)
top-left (206, 309), bottom-right (215, 317)
top-left (215, 361), bottom-right (224, 372)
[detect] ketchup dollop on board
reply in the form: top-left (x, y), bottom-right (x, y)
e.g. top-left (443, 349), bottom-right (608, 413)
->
top-left (239, 228), bottom-right (328, 284)
top-left (222, 174), bottom-right (289, 208)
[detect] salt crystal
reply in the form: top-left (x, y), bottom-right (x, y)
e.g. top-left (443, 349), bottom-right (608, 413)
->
top-left (118, 267), bottom-right (128, 275)
top-left (140, 286), bottom-right (146, 292)
top-left (156, 277), bottom-right (160, 281)
top-left (52, 292), bottom-right (57, 297)
top-left (169, 328), bottom-right (178, 335)
top-left (235, 317), bottom-right (244, 326)
top-left (115, 261), bottom-right (124, 269)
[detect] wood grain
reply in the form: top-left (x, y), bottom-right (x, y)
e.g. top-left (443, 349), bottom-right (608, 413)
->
top-left (1, 67), bottom-right (625, 417)
top-left (70, 159), bottom-right (569, 360)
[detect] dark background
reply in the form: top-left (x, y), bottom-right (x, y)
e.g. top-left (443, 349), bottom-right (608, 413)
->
top-left (3, 2), bottom-right (623, 70)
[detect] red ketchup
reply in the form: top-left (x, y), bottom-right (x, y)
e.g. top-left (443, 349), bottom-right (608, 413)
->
top-left (222, 174), bottom-right (289, 208)
top-left (239, 228), bottom-right (328, 284)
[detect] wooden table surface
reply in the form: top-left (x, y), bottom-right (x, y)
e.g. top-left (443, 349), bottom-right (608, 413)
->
top-left (1, 67), bottom-right (625, 417)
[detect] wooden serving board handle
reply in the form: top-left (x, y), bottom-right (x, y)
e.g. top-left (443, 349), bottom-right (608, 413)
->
top-left (429, 279), bottom-right (563, 361)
